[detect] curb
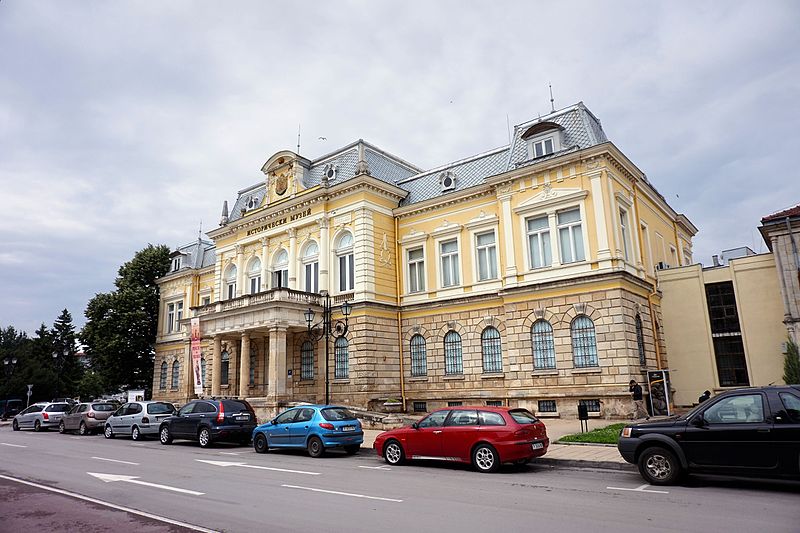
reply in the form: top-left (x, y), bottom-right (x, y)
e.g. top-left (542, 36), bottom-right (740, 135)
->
top-left (534, 457), bottom-right (635, 471)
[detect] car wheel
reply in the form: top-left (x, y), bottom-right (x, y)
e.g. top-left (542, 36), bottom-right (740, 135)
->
top-left (12, 420), bottom-right (19, 431)
top-left (383, 440), bottom-right (405, 466)
top-left (159, 425), bottom-right (172, 445)
top-left (34, 420), bottom-right (42, 432)
top-left (344, 444), bottom-right (360, 455)
top-left (638, 447), bottom-right (682, 485)
top-left (131, 426), bottom-right (141, 441)
top-left (104, 425), bottom-right (114, 439)
top-left (254, 433), bottom-right (269, 454)
top-left (79, 421), bottom-right (88, 436)
top-left (307, 436), bottom-right (325, 458)
top-left (198, 427), bottom-right (212, 448)
top-left (58, 421), bottom-right (66, 434)
top-left (472, 443), bottom-right (500, 473)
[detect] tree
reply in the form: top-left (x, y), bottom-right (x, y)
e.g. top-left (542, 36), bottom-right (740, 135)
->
top-left (784, 338), bottom-right (800, 385)
top-left (51, 309), bottom-right (83, 398)
top-left (81, 244), bottom-right (171, 395)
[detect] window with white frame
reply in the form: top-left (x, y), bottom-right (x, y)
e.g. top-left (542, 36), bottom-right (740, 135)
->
top-left (171, 256), bottom-right (182, 272)
top-left (529, 136), bottom-right (555, 159)
top-left (557, 208), bottom-right (585, 263)
top-left (224, 264), bottom-right (237, 300)
top-left (272, 249), bottom-right (289, 288)
top-left (440, 239), bottom-right (460, 287)
top-left (165, 301), bottom-right (183, 334)
top-left (302, 242), bottom-right (319, 293)
top-left (619, 207), bottom-right (631, 261)
top-left (248, 257), bottom-right (261, 295)
top-left (407, 247), bottom-right (425, 293)
top-left (336, 232), bottom-right (354, 292)
top-left (526, 215), bottom-right (552, 269)
top-left (475, 231), bottom-right (497, 281)
top-left (201, 296), bottom-right (211, 306)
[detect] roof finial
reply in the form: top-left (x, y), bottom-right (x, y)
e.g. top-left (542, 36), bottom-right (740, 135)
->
top-left (549, 83), bottom-right (555, 113)
top-left (219, 201), bottom-right (229, 226)
top-left (198, 220), bottom-right (203, 242)
top-left (296, 124), bottom-right (301, 154)
top-left (355, 140), bottom-right (369, 176)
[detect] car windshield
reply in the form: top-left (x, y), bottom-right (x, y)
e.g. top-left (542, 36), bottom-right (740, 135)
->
top-left (320, 407), bottom-right (356, 421)
top-left (222, 400), bottom-right (251, 413)
top-left (509, 409), bottom-right (539, 424)
top-left (92, 403), bottom-right (115, 411)
top-left (45, 404), bottom-right (71, 412)
top-left (147, 402), bottom-right (176, 415)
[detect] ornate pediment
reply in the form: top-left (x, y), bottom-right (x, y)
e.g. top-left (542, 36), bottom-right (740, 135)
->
top-left (513, 186), bottom-right (588, 215)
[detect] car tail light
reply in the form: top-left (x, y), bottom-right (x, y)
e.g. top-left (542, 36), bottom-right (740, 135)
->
top-left (87, 412), bottom-right (95, 418)
top-left (319, 422), bottom-right (334, 430)
top-left (42, 412), bottom-right (49, 421)
top-left (141, 416), bottom-right (149, 424)
top-left (216, 403), bottom-right (225, 423)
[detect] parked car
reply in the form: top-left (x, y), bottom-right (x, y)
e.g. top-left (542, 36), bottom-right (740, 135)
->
top-left (618, 385), bottom-right (800, 485)
top-left (58, 402), bottom-right (117, 435)
top-left (158, 399), bottom-right (256, 448)
top-left (12, 402), bottom-right (71, 431)
top-left (104, 401), bottom-right (177, 440)
top-left (252, 405), bottom-right (363, 457)
top-left (1, 399), bottom-right (23, 419)
top-left (52, 397), bottom-right (79, 407)
top-left (374, 406), bottom-right (549, 473)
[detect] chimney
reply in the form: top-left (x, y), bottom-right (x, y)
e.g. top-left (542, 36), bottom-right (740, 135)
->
top-left (712, 254), bottom-right (720, 267)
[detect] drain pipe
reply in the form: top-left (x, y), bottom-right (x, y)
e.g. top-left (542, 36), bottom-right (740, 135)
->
top-left (394, 216), bottom-right (407, 411)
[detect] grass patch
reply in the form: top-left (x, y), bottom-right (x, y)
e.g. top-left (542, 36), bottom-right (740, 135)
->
top-left (557, 423), bottom-right (626, 445)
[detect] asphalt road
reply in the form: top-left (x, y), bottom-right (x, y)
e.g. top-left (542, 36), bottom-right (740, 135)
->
top-left (0, 426), bottom-right (797, 533)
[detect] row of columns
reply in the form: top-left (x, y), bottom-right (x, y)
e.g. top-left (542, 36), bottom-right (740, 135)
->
top-left (208, 329), bottom-right (288, 401)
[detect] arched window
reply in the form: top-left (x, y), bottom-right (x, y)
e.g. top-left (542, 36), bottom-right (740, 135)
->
top-left (571, 315), bottom-right (598, 368)
top-left (336, 232), bottom-right (354, 292)
top-left (221, 350), bottom-right (230, 385)
top-left (302, 241), bottom-right (319, 293)
top-left (301, 340), bottom-right (314, 380)
top-left (200, 357), bottom-right (206, 386)
top-left (159, 361), bottom-right (168, 390)
top-left (444, 331), bottom-right (463, 375)
top-left (410, 334), bottom-right (427, 377)
top-left (334, 337), bottom-right (349, 379)
top-left (636, 315), bottom-right (646, 366)
top-left (531, 320), bottom-right (556, 370)
top-left (247, 257), bottom-right (261, 295)
top-left (171, 360), bottom-right (180, 389)
top-left (272, 249), bottom-right (289, 288)
top-left (249, 345), bottom-right (257, 386)
top-left (224, 265), bottom-right (237, 300)
top-left (481, 327), bottom-right (503, 373)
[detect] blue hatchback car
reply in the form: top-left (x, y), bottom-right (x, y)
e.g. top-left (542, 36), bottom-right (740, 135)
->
top-left (252, 405), bottom-right (363, 457)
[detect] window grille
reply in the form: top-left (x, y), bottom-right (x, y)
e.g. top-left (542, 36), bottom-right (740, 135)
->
top-left (531, 320), bottom-right (556, 369)
top-left (334, 337), bottom-right (349, 379)
top-left (486, 400), bottom-right (503, 407)
top-left (571, 315), bottom-right (598, 367)
top-left (447, 401), bottom-right (462, 407)
top-left (412, 401), bottom-right (427, 413)
top-left (410, 334), bottom-right (427, 377)
top-left (579, 399), bottom-right (601, 412)
top-left (481, 327), bottom-right (503, 373)
top-left (444, 330), bottom-right (463, 375)
top-left (159, 362), bottom-right (167, 390)
top-left (301, 341), bottom-right (314, 380)
top-left (171, 361), bottom-right (180, 389)
top-left (538, 400), bottom-right (557, 413)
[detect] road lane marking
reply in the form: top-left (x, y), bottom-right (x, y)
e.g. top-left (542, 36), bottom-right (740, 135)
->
top-left (607, 484), bottom-right (669, 494)
top-left (358, 465), bottom-right (392, 471)
top-left (196, 459), bottom-right (320, 475)
top-left (131, 443), bottom-right (146, 446)
top-left (0, 474), bottom-right (216, 533)
top-left (281, 484), bottom-right (403, 502)
top-left (92, 456), bottom-right (140, 466)
top-left (0, 443), bottom-right (27, 448)
top-left (70, 436), bottom-right (83, 440)
top-left (88, 472), bottom-right (204, 496)
top-left (218, 451), bottom-right (241, 456)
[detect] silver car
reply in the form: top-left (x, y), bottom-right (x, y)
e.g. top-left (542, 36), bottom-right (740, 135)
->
top-left (12, 402), bottom-right (71, 431)
top-left (104, 401), bottom-right (177, 441)
top-left (58, 402), bottom-right (116, 435)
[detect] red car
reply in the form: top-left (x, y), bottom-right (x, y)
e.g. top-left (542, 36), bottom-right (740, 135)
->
top-left (373, 406), bottom-right (549, 473)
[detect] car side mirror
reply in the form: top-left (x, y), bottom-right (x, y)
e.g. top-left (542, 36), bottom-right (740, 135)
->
top-left (411, 422), bottom-right (419, 430)
top-left (270, 419), bottom-right (277, 425)
top-left (690, 415), bottom-right (706, 428)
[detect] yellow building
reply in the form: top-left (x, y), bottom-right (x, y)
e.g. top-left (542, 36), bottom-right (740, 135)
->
top-left (154, 102), bottom-right (695, 419)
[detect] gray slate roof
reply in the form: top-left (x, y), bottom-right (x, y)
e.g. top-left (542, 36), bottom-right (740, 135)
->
top-left (172, 239), bottom-right (216, 271)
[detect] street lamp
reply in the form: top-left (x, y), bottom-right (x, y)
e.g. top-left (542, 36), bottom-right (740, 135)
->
top-left (305, 294), bottom-right (351, 405)
top-left (3, 357), bottom-right (18, 419)
top-left (52, 347), bottom-right (68, 399)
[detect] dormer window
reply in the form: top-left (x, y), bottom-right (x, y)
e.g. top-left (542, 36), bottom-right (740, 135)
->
top-left (171, 257), bottom-right (182, 272)
top-left (323, 164), bottom-right (337, 182)
top-left (530, 137), bottom-right (555, 158)
top-left (521, 121), bottom-right (564, 160)
top-left (245, 195), bottom-right (260, 211)
top-left (439, 171), bottom-right (456, 192)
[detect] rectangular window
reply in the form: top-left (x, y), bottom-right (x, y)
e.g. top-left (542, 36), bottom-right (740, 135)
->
top-left (530, 137), bottom-right (555, 158)
top-left (619, 208), bottom-right (630, 261)
top-left (339, 253), bottom-right (354, 292)
top-left (447, 401), bottom-right (463, 407)
top-left (166, 303), bottom-right (175, 333)
top-left (641, 223), bottom-right (652, 273)
top-left (476, 231), bottom-right (497, 281)
top-left (273, 269), bottom-right (288, 289)
top-left (227, 282), bottom-right (236, 300)
top-left (407, 248), bottom-right (425, 293)
top-left (538, 400), bottom-right (557, 413)
top-left (557, 208), bottom-right (585, 263)
top-left (412, 401), bottom-right (427, 413)
top-left (249, 276), bottom-right (261, 295)
top-left (172, 257), bottom-right (182, 271)
top-left (175, 301), bottom-right (183, 327)
top-left (304, 262), bottom-right (319, 293)
top-left (705, 282), bottom-right (749, 387)
top-left (201, 296), bottom-right (211, 306)
top-left (579, 399), bottom-right (601, 413)
top-left (526, 216), bottom-right (552, 268)
top-left (440, 239), bottom-right (460, 287)
top-left (485, 400), bottom-right (503, 407)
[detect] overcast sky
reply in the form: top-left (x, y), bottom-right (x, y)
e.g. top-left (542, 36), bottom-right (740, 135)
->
top-left (1, 0), bottom-right (798, 335)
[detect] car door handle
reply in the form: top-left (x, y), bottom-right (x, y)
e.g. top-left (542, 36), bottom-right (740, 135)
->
top-left (433, 430), bottom-right (442, 434)
top-left (304, 426), bottom-right (309, 429)
top-left (757, 428), bottom-right (770, 433)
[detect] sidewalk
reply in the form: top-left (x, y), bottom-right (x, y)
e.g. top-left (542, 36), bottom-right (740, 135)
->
top-left (362, 417), bottom-right (633, 471)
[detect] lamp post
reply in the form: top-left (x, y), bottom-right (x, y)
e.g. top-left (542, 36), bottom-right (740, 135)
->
top-left (52, 347), bottom-right (68, 399)
top-left (305, 294), bottom-right (351, 405)
top-left (3, 357), bottom-right (18, 419)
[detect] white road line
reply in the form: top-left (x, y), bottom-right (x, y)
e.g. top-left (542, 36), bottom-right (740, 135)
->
top-left (88, 472), bottom-right (204, 496)
top-left (70, 436), bottom-right (83, 440)
top-left (131, 443), bottom-right (146, 446)
top-left (218, 452), bottom-right (241, 456)
top-left (196, 459), bottom-right (320, 476)
top-left (607, 484), bottom-right (669, 494)
top-left (281, 484), bottom-right (403, 502)
top-left (0, 443), bottom-right (27, 448)
top-left (92, 456), bottom-right (140, 466)
top-left (0, 474), bottom-right (217, 533)
top-left (358, 465), bottom-right (392, 471)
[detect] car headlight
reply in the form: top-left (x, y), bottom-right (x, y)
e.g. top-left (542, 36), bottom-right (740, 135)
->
top-left (621, 427), bottom-right (632, 438)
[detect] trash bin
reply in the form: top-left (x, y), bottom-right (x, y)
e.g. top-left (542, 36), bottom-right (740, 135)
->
top-left (577, 403), bottom-right (589, 421)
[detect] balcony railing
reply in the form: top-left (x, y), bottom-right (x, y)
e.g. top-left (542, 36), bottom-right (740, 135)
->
top-left (192, 288), bottom-right (321, 317)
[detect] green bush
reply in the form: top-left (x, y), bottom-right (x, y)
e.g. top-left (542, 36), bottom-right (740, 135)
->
top-left (784, 338), bottom-right (800, 385)
top-left (558, 423), bottom-right (627, 445)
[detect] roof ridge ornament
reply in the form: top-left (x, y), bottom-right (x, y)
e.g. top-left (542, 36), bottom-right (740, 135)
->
top-left (219, 201), bottom-right (229, 226)
top-left (355, 142), bottom-right (369, 176)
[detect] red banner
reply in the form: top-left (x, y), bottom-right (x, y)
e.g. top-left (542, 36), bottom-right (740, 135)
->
top-left (191, 318), bottom-right (203, 395)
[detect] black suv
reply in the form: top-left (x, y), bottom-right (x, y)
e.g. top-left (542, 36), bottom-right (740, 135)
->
top-left (159, 399), bottom-right (257, 448)
top-left (618, 385), bottom-right (800, 484)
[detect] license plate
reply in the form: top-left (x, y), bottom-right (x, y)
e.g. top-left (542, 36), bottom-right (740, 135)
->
top-left (342, 425), bottom-right (356, 432)
top-left (531, 442), bottom-right (544, 450)
top-left (235, 414), bottom-right (250, 421)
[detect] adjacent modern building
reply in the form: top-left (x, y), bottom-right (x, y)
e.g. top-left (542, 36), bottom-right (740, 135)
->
top-left (153, 102), bottom-right (696, 419)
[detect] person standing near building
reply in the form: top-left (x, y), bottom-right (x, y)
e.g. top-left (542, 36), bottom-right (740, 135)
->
top-left (629, 380), bottom-right (649, 420)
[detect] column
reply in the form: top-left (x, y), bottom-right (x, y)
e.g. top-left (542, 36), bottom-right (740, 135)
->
top-left (319, 216), bottom-right (330, 293)
top-left (498, 191), bottom-right (517, 285)
top-left (184, 341), bottom-right (193, 400)
top-left (267, 327), bottom-right (287, 402)
top-left (288, 228), bottom-right (297, 289)
top-left (590, 171), bottom-right (612, 261)
top-left (260, 237), bottom-right (269, 289)
top-left (235, 244), bottom-right (245, 297)
top-left (239, 332), bottom-right (250, 398)
top-left (211, 335), bottom-right (222, 397)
